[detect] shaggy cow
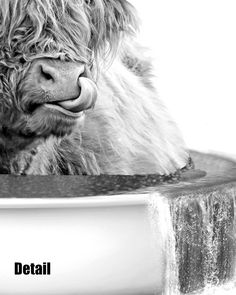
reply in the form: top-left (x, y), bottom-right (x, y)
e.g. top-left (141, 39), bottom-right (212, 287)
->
top-left (0, 0), bottom-right (190, 175)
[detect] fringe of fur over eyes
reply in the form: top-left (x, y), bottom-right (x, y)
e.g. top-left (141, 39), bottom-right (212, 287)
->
top-left (0, 0), bottom-right (138, 65)
top-left (0, 0), bottom-right (190, 175)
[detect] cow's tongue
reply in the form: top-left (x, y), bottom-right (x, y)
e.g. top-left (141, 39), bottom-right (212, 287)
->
top-left (57, 77), bottom-right (97, 113)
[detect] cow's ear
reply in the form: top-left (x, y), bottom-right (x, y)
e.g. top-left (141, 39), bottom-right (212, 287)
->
top-left (86, 0), bottom-right (139, 55)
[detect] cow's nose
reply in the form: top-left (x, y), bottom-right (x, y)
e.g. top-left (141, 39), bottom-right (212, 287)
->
top-left (31, 59), bottom-right (84, 101)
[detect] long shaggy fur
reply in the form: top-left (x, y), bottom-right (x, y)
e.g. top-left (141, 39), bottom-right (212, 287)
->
top-left (0, 0), bottom-right (190, 175)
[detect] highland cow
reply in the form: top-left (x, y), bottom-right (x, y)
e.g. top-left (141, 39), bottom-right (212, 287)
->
top-left (0, 0), bottom-right (190, 175)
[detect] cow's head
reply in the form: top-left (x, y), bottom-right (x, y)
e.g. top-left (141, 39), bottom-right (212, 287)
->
top-left (0, 0), bottom-right (138, 152)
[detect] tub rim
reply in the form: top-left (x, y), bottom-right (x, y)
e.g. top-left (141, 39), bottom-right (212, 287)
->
top-left (0, 193), bottom-right (152, 209)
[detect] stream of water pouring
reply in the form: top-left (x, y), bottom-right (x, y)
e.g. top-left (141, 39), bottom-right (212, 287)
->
top-left (148, 184), bottom-right (236, 295)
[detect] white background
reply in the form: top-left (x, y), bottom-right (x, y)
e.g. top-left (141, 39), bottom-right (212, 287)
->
top-left (131, 0), bottom-right (236, 157)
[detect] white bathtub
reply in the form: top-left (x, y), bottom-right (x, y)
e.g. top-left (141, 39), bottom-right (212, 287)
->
top-left (0, 151), bottom-right (235, 295)
top-left (0, 195), bottom-right (165, 295)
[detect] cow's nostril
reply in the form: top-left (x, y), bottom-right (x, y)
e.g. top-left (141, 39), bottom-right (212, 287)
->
top-left (40, 66), bottom-right (54, 82)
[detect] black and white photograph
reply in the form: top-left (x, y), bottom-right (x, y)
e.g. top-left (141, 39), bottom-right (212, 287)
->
top-left (0, 0), bottom-right (235, 294)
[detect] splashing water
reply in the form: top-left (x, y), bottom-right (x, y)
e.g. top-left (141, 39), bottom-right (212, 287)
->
top-left (148, 184), bottom-right (236, 294)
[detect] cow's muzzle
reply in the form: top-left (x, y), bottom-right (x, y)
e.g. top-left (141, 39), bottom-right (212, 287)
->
top-left (27, 58), bottom-right (97, 117)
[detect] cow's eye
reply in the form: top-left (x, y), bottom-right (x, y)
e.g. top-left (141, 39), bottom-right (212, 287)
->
top-left (19, 57), bottom-right (26, 65)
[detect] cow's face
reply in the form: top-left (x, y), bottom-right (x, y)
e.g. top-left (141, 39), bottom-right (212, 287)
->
top-left (0, 0), bottom-right (137, 151)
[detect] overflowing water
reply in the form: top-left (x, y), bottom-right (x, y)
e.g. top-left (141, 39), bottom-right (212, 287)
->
top-left (149, 194), bottom-right (180, 295)
top-left (149, 184), bottom-right (236, 294)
